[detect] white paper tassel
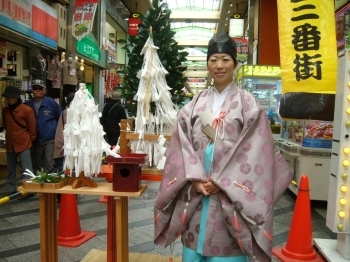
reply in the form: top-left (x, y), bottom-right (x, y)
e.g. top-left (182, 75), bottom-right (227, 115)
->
top-left (63, 83), bottom-right (120, 177)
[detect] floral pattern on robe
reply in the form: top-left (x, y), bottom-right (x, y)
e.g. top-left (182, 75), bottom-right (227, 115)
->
top-left (154, 85), bottom-right (293, 261)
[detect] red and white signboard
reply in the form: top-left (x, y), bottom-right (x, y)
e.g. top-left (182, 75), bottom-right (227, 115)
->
top-left (72, 0), bottom-right (98, 40)
top-left (128, 14), bottom-right (141, 36)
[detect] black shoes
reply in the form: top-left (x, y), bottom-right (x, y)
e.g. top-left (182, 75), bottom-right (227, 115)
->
top-left (18, 193), bottom-right (36, 200)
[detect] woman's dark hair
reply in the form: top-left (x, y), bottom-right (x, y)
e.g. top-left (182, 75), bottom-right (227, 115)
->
top-left (66, 92), bottom-right (75, 107)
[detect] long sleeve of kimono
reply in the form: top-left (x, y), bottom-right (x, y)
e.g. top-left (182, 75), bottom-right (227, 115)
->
top-left (154, 96), bottom-right (207, 247)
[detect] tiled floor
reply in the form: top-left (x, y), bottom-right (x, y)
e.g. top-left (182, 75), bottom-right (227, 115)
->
top-left (0, 176), bottom-right (336, 262)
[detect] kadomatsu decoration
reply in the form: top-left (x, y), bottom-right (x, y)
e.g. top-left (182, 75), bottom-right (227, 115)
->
top-left (117, 0), bottom-right (188, 117)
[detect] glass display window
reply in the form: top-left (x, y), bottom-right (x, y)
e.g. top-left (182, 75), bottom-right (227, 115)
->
top-left (237, 65), bottom-right (282, 135)
top-left (281, 120), bottom-right (333, 149)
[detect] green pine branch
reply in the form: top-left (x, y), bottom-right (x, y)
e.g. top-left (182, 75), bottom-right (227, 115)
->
top-left (117, 0), bottom-right (189, 117)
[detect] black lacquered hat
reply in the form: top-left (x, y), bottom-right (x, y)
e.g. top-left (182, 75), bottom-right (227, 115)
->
top-left (207, 32), bottom-right (237, 62)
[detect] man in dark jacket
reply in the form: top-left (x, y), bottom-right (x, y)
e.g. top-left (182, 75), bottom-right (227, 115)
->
top-left (100, 91), bottom-right (127, 146)
top-left (26, 79), bottom-right (61, 174)
top-left (1, 86), bottom-right (36, 195)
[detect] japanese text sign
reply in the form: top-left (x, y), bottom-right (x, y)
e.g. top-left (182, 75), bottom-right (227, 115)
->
top-left (233, 38), bottom-right (248, 63)
top-left (128, 14), bottom-right (141, 36)
top-left (277, 0), bottom-right (337, 94)
top-left (72, 0), bottom-right (98, 40)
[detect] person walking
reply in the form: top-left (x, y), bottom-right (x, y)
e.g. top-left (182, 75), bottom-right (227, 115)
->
top-left (1, 86), bottom-right (36, 198)
top-left (154, 33), bottom-right (293, 261)
top-left (26, 79), bottom-right (61, 174)
top-left (100, 91), bottom-right (127, 146)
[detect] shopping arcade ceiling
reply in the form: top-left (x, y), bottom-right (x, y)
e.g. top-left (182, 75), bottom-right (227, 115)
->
top-left (117, 0), bottom-right (250, 94)
top-left (120, 0), bottom-right (249, 45)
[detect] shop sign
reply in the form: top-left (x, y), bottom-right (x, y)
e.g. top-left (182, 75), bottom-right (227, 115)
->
top-left (105, 67), bottom-right (118, 94)
top-left (232, 38), bottom-right (248, 64)
top-left (258, 98), bottom-right (270, 111)
top-left (0, 0), bottom-right (31, 26)
top-left (335, 3), bottom-right (350, 51)
top-left (76, 33), bottom-right (101, 62)
top-left (0, 39), bottom-right (5, 59)
top-left (277, 0), bottom-right (337, 94)
top-left (0, 0), bottom-right (57, 49)
top-left (72, 0), bottom-right (98, 41)
top-left (128, 13), bottom-right (142, 36)
top-left (106, 41), bottom-right (117, 64)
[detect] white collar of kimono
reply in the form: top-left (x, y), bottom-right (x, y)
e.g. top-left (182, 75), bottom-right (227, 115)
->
top-left (212, 82), bottom-right (234, 118)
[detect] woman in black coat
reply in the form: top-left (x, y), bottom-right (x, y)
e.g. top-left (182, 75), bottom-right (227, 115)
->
top-left (100, 91), bottom-right (127, 146)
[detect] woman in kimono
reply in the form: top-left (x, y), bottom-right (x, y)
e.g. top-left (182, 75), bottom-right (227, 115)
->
top-left (154, 33), bottom-right (293, 262)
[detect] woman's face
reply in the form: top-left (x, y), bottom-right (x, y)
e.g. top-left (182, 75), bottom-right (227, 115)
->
top-left (207, 53), bottom-right (236, 89)
top-left (5, 97), bottom-right (18, 105)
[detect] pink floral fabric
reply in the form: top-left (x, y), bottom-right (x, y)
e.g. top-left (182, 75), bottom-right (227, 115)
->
top-left (154, 85), bottom-right (293, 261)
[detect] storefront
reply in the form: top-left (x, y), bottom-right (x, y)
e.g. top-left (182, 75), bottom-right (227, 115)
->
top-left (0, 0), bottom-right (59, 102)
top-left (103, 13), bottom-right (127, 101)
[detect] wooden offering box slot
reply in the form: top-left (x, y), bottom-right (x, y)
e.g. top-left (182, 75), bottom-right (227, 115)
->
top-left (106, 153), bottom-right (148, 192)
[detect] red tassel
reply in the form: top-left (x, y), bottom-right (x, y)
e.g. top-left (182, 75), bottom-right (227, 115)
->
top-left (155, 213), bottom-right (160, 224)
top-left (169, 258), bottom-right (173, 262)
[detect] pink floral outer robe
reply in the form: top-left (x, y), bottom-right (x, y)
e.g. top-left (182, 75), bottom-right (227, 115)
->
top-left (154, 85), bottom-right (293, 261)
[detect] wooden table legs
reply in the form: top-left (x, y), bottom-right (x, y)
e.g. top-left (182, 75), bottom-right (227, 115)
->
top-left (36, 190), bottom-right (133, 262)
top-left (107, 196), bottom-right (130, 262)
top-left (38, 193), bottom-right (58, 262)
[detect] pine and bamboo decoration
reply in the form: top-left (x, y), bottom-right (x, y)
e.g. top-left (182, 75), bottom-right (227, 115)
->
top-left (118, 0), bottom-right (188, 117)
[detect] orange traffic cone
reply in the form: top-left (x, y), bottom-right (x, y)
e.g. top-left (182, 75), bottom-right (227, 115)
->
top-left (57, 194), bottom-right (96, 247)
top-left (272, 175), bottom-right (324, 261)
top-left (98, 195), bottom-right (108, 203)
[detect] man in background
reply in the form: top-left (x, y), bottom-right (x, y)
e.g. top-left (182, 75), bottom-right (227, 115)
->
top-left (54, 92), bottom-right (75, 173)
top-left (26, 79), bottom-right (61, 174)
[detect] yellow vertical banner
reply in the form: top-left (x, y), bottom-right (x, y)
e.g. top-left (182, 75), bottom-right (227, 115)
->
top-left (277, 0), bottom-right (337, 94)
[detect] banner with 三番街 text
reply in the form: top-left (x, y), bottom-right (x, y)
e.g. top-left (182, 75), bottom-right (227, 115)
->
top-left (277, 0), bottom-right (337, 94)
top-left (72, 0), bottom-right (98, 41)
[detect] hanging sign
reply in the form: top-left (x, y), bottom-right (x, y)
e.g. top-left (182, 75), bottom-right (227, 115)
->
top-left (76, 33), bottom-right (101, 62)
top-left (0, 39), bottom-right (5, 59)
top-left (232, 38), bottom-right (248, 63)
top-left (128, 13), bottom-right (142, 36)
top-left (72, 0), bottom-right (99, 41)
top-left (277, 0), bottom-right (337, 94)
top-left (336, 3), bottom-right (350, 51)
top-left (105, 68), bottom-right (119, 94)
top-left (106, 41), bottom-right (117, 64)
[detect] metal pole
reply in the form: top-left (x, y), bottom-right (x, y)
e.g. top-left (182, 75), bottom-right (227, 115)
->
top-left (247, 0), bottom-right (255, 64)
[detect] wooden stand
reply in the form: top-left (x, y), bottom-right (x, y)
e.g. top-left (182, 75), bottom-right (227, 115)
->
top-left (120, 119), bottom-right (171, 181)
top-left (68, 172), bottom-right (98, 189)
top-left (18, 183), bottom-right (146, 262)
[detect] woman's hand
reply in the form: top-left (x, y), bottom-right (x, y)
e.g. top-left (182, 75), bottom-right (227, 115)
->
top-left (191, 181), bottom-right (210, 196)
top-left (203, 180), bottom-right (220, 194)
